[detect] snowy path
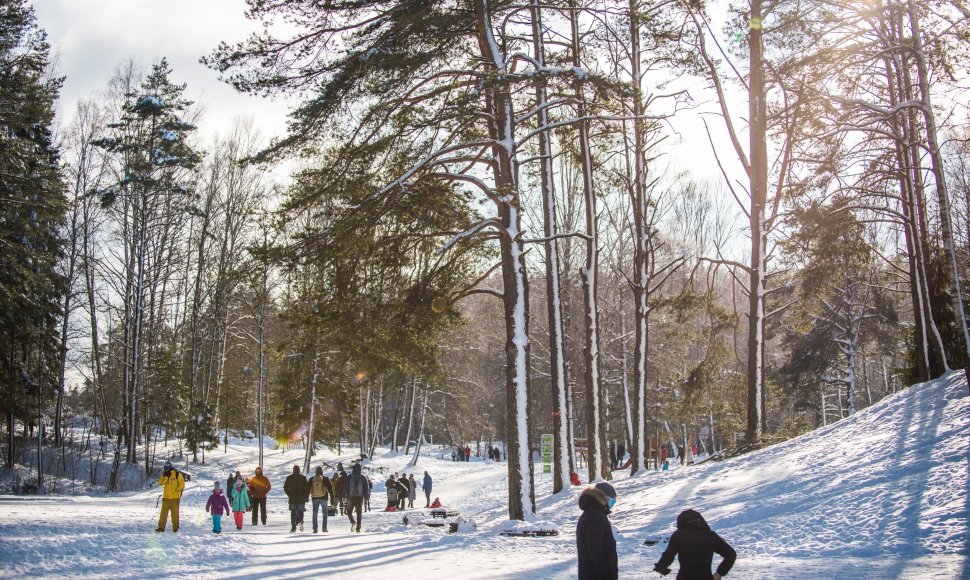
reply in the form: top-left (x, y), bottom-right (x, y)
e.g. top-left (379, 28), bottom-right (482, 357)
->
top-left (1, 372), bottom-right (967, 578)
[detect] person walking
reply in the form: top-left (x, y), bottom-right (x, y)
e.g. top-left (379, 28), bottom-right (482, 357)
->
top-left (464, 446), bottom-right (471, 462)
top-left (576, 482), bottom-right (618, 580)
top-left (652, 509), bottom-right (736, 580)
top-left (397, 473), bottom-right (409, 510)
top-left (205, 481), bottom-right (231, 534)
top-left (407, 474), bottom-right (417, 509)
top-left (283, 465), bottom-right (310, 532)
top-left (226, 471), bottom-right (237, 505)
top-left (363, 476), bottom-right (372, 512)
top-left (332, 469), bottom-right (347, 516)
top-left (248, 466), bottom-right (271, 526)
top-left (231, 478), bottom-right (251, 530)
top-left (155, 461), bottom-right (185, 533)
top-left (309, 466), bottom-right (334, 533)
top-left (346, 463), bottom-right (367, 533)
top-left (422, 471), bottom-right (433, 507)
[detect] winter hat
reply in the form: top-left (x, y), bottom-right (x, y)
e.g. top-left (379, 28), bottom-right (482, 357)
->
top-left (676, 509), bottom-right (710, 531)
top-left (163, 461), bottom-right (173, 471)
top-left (594, 482), bottom-right (617, 500)
top-left (352, 463), bottom-right (362, 475)
top-left (213, 481), bottom-right (222, 491)
top-left (255, 467), bottom-right (262, 474)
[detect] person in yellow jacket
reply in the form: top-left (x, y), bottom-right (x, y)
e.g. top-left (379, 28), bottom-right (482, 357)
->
top-left (156, 460), bottom-right (185, 532)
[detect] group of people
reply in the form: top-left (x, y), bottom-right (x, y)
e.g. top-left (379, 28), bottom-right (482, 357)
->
top-left (576, 482), bottom-right (736, 580)
top-left (383, 471), bottom-right (433, 510)
top-left (450, 446), bottom-right (472, 461)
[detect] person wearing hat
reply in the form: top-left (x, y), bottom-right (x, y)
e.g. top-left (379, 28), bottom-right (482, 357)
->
top-left (205, 481), bottom-right (231, 534)
top-left (653, 509), bottom-right (736, 579)
top-left (231, 477), bottom-right (252, 530)
top-left (248, 466), bottom-right (272, 525)
top-left (156, 461), bottom-right (185, 532)
top-left (576, 481), bottom-right (618, 580)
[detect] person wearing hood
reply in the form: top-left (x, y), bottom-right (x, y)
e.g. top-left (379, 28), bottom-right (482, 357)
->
top-left (226, 471), bottom-right (238, 505)
top-left (346, 463), bottom-right (368, 532)
top-left (576, 482), bottom-right (618, 580)
top-left (653, 509), bottom-right (736, 580)
top-left (155, 461), bottom-right (185, 533)
top-left (248, 466), bottom-right (271, 525)
top-left (284, 465), bottom-right (310, 532)
top-left (205, 481), bottom-right (231, 534)
top-left (422, 471), bottom-right (433, 507)
top-left (230, 477), bottom-right (252, 530)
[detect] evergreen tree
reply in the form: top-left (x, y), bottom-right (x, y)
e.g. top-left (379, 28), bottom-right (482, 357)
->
top-left (0, 0), bottom-right (66, 467)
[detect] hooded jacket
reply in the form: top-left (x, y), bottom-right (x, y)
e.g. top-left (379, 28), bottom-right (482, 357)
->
top-left (576, 485), bottom-right (618, 580)
top-left (284, 470), bottom-right (310, 504)
top-left (653, 509), bottom-right (737, 580)
top-left (231, 481), bottom-right (252, 512)
top-left (248, 468), bottom-right (271, 499)
top-left (347, 464), bottom-right (368, 498)
top-left (206, 490), bottom-right (231, 516)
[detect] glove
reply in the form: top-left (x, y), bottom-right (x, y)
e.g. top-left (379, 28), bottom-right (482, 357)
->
top-left (653, 564), bottom-right (671, 576)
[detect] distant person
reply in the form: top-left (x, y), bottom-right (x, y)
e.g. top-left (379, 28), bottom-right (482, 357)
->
top-left (385, 475), bottom-right (399, 509)
top-left (346, 463), bottom-right (368, 533)
top-left (309, 466), bottom-right (334, 533)
top-left (571, 472), bottom-right (582, 486)
top-left (231, 478), bottom-right (251, 530)
top-left (248, 466), bottom-right (271, 526)
top-left (576, 482), bottom-right (618, 580)
top-left (609, 441), bottom-right (617, 469)
top-left (616, 442), bottom-right (625, 466)
top-left (464, 446), bottom-right (471, 461)
top-left (226, 471), bottom-right (237, 505)
top-left (397, 474), bottom-right (409, 510)
top-left (155, 461), bottom-right (185, 533)
top-left (205, 481), bottom-right (231, 534)
top-left (364, 476), bottom-right (372, 512)
top-left (653, 509), bottom-right (736, 580)
top-left (430, 497), bottom-right (442, 508)
top-left (422, 471), bottom-right (433, 507)
top-left (408, 474), bottom-right (417, 508)
top-left (283, 465), bottom-right (310, 532)
top-left (332, 469), bottom-right (346, 515)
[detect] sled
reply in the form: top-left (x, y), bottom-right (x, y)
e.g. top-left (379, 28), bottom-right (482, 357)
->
top-left (499, 528), bottom-right (559, 537)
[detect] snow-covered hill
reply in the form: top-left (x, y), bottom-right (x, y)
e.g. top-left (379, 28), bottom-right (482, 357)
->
top-left (0, 372), bottom-right (966, 579)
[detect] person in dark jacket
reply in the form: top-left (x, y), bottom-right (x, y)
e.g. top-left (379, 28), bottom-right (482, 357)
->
top-left (283, 465), bottom-right (310, 532)
top-left (397, 474), bottom-right (409, 510)
top-left (653, 509), bottom-right (736, 580)
top-left (576, 482), bottom-right (618, 580)
top-left (226, 471), bottom-right (238, 505)
top-left (422, 471), bottom-right (433, 507)
top-left (346, 463), bottom-right (368, 532)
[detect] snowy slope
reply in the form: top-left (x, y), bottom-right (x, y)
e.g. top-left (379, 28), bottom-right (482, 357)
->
top-left (0, 372), bottom-right (966, 579)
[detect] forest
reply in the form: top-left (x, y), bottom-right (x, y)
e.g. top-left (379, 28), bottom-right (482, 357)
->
top-left (1, 0), bottom-right (968, 520)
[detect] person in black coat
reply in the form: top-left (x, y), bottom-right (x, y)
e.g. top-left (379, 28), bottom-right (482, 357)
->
top-left (653, 509), bottom-right (736, 580)
top-left (283, 465), bottom-right (310, 532)
top-left (576, 482), bottom-right (618, 580)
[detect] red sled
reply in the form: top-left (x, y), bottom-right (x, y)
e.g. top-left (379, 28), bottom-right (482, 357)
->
top-left (384, 506), bottom-right (399, 512)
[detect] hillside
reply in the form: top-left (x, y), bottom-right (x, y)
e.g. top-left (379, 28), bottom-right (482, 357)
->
top-left (0, 372), bottom-right (965, 579)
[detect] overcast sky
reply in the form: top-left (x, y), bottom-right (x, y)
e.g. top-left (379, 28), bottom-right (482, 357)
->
top-left (33, 0), bottom-right (290, 144)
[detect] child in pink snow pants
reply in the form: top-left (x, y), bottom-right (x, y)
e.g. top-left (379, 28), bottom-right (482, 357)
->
top-left (231, 478), bottom-right (251, 530)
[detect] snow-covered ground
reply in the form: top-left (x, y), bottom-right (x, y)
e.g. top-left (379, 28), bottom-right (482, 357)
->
top-left (1, 372), bottom-right (967, 579)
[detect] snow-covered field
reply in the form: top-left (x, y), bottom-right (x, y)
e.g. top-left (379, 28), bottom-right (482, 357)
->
top-left (1, 372), bottom-right (967, 579)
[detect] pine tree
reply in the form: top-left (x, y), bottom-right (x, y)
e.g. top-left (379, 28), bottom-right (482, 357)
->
top-left (0, 0), bottom-right (66, 468)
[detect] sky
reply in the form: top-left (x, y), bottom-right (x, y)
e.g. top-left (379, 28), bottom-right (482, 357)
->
top-left (32, 0), bottom-right (291, 144)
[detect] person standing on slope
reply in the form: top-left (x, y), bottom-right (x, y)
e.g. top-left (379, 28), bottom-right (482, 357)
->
top-left (248, 467), bottom-right (271, 526)
top-left (205, 481), bottom-right (231, 534)
top-left (283, 465), bottom-right (310, 532)
top-left (576, 482), bottom-right (618, 580)
top-left (156, 461), bottom-right (185, 533)
top-left (309, 466), bottom-right (334, 533)
top-left (422, 471), bottom-right (433, 507)
top-left (231, 478), bottom-right (252, 530)
top-left (397, 473), bottom-right (409, 510)
top-left (407, 473), bottom-right (417, 509)
top-left (346, 463), bottom-right (368, 533)
top-left (652, 509), bottom-right (736, 580)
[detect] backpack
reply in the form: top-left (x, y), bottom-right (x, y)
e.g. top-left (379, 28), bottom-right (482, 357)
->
top-left (348, 474), bottom-right (367, 498)
top-left (179, 470), bottom-right (191, 482)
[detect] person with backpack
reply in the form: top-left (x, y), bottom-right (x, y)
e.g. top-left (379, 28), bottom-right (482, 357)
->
top-left (205, 481), bottom-right (231, 534)
top-left (283, 465), bottom-right (310, 532)
top-left (422, 471), bottom-right (433, 507)
top-left (231, 478), bottom-right (251, 530)
top-left (576, 482), bottom-right (618, 580)
top-left (155, 461), bottom-right (185, 533)
top-left (309, 466), bottom-right (334, 533)
top-left (248, 466), bottom-right (271, 526)
top-left (346, 463), bottom-right (367, 533)
top-left (653, 509), bottom-right (736, 580)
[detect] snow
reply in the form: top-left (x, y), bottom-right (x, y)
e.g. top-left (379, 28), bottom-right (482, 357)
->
top-left (0, 373), bottom-right (966, 578)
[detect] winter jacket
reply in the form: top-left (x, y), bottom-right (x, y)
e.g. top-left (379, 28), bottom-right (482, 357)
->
top-left (206, 491), bottom-right (231, 516)
top-left (332, 473), bottom-right (346, 499)
top-left (284, 472), bottom-right (310, 504)
top-left (309, 474), bottom-right (334, 501)
top-left (653, 510), bottom-right (736, 580)
top-left (408, 477), bottom-right (417, 501)
top-left (226, 475), bottom-right (237, 502)
top-left (158, 470), bottom-right (185, 500)
top-left (397, 477), bottom-right (409, 496)
top-left (423, 473), bottom-right (432, 493)
top-left (347, 464), bottom-right (368, 498)
top-left (248, 470), bottom-right (271, 499)
top-left (385, 478), bottom-right (399, 501)
top-left (576, 485), bottom-right (618, 580)
top-left (231, 483), bottom-right (252, 512)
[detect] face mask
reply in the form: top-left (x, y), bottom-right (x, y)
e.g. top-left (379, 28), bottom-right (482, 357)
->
top-left (608, 497), bottom-right (617, 509)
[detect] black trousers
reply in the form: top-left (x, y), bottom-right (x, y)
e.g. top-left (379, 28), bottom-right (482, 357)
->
top-left (347, 497), bottom-right (364, 531)
top-left (251, 497), bottom-right (267, 525)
